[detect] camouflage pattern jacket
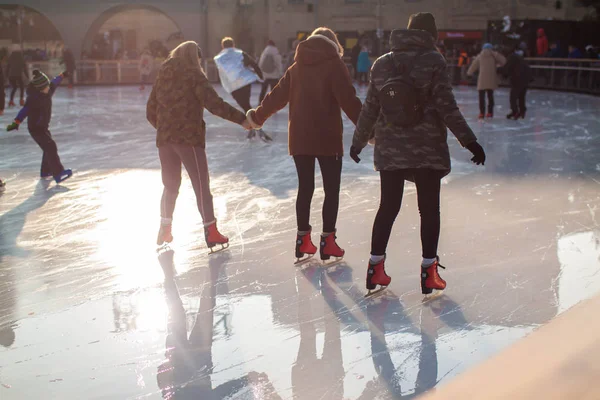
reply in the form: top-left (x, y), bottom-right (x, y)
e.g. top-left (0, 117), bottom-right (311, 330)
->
top-left (147, 58), bottom-right (246, 148)
top-left (352, 30), bottom-right (477, 175)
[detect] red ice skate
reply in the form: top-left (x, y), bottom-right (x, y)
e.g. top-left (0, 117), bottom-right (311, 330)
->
top-left (365, 258), bottom-right (391, 298)
top-left (295, 229), bottom-right (317, 264)
top-left (478, 113), bottom-right (484, 120)
top-left (205, 222), bottom-right (229, 253)
top-left (485, 112), bottom-right (493, 119)
top-left (8, 100), bottom-right (15, 108)
top-left (319, 231), bottom-right (345, 262)
top-left (156, 224), bottom-right (173, 246)
top-left (421, 257), bottom-right (446, 296)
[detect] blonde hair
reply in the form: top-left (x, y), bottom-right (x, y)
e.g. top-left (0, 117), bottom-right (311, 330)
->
top-left (167, 41), bottom-right (203, 72)
top-left (221, 37), bottom-right (235, 49)
top-left (309, 27), bottom-right (344, 58)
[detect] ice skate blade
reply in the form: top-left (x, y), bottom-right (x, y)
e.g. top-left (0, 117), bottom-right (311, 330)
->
top-left (156, 243), bottom-right (172, 253)
top-left (422, 289), bottom-right (445, 302)
top-left (322, 257), bottom-right (344, 267)
top-left (294, 254), bottom-right (315, 266)
top-left (208, 242), bottom-right (229, 255)
top-left (365, 286), bottom-right (388, 298)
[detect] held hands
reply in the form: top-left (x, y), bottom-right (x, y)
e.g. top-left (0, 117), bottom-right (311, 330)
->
top-left (350, 146), bottom-right (362, 163)
top-left (7, 121), bottom-right (19, 132)
top-left (466, 141), bottom-right (486, 165)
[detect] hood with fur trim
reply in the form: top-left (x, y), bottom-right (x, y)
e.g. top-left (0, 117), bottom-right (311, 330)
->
top-left (294, 35), bottom-right (341, 66)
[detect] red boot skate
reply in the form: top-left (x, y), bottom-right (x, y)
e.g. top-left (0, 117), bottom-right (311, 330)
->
top-left (295, 229), bottom-right (317, 265)
top-left (365, 258), bottom-right (391, 298)
top-left (485, 112), bottom-right (493, 119)
top-left (421, 257), bottom-right (446, 297)
top-left (319, 231), bottom-right (345, 263)
top-left (478, 113), bottom-right (484, 120)
top-left (205, 222), bottom-right (229, 253)
top-left (8, 100), bottom-right (15, 108)
top-left (156, 224), bottom-right (173, 246)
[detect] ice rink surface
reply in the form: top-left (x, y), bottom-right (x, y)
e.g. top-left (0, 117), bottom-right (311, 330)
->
top-left (1, 84), bottom-right (599, 399)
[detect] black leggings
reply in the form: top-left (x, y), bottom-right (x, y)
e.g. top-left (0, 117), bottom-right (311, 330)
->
top-left (9, 77), bottom-right (24, 103)
top-left (231, 84), bottom-right (253, 113)
top-left (478, 89), bottom-right (494, 115)
top-left (371, 169), bottom-right (442, 258)
top-left (293, 155), bottom-right (342, 233)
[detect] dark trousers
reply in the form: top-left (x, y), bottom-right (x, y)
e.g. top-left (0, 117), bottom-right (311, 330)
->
top-left (510, 86), bottom-right (527, 116)
top-left (259, 79), bottom-right (279, 104)
top-left (478, 89), bottom-right (495, 115)
top-left (9, 77), bottom-right (24, 103)
top-left (0, 84), bottom-right (5, 110)
top-left (357, 72), bottom-right (368, 85)
top-left (30, 129), bottom-right (65, 177)
top-left (371, 169), bottom-right (442, 258)
top-left (159, 143), bottom-right (215, 226)
top-left (293, 155), bottom-right (342, 233)
top-left (231, 84), bottom-right (253, 113)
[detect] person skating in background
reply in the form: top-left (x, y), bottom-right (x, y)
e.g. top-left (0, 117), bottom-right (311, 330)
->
top-left (6, 45), bottom-right (29, 107)
top-left (350, 12), bottom-right (486, 296)
top-left (246, 27), bottom-right (362, 264)
top-left (6, 70), bottom-right (72, 184)
top-left (467, 43), bottom-right (506, 119)
top-left (501, 47), bottom-right (532, 120)
top-left (258, 40), bottom-right (283, 103)
top-left (147, 41), bottom-right (252, 251)
top-left (356, 45), bottom-right (371, 86)
top-left (536, 28), bottom-right (549, 57)
top-left (457, 48), bottom-right (470, 85)
top-left (139, 49), bottom-right (153, 91)
top-left (60, 47), bottom-right (76, 88)
top-left (351, 41), bottom-right (361, 81)
top-left (214, 37), bottom-right (272, 142)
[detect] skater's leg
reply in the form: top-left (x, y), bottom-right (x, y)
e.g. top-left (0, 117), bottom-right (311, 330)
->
top-left (519, 87), bottom-right (527, 116)
top-left (413, 169), bottom-right (442, 260)
top-left (175, 144), bottom-right (216, 226)
top-left (293, 155), bottom-right (316, 232)
top-left (0, 84), bottom-right (5, 111)
top-left (40, 151), bottom-right (51, 177)
top-left (487, 90), bottom-right (495, 115)
top-left (18, 78), bottom-right (24, 103)
top-left (231, 84), bottom-right (253, 113)
top-left (259, 80), bottom-right (269, 104)
top-left (371, 170), bottom-right (405, 256)
top-left (9, 78), bottom-right (17, 103)
top-left (158, 144), bottom-right (182, 222)
top-left (509, 87), bottom-right (519, 115)
top-left (29, 130), bottom-right (64, 177)
top-left (317, 156), bottom-right (342, 233)
top-left (478, 90), bottom-right (485, 115)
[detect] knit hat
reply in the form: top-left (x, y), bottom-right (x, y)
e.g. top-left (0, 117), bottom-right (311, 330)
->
top-left (31, 70), bottom-right (50, 90)
top-left (407, 12), bottom-right (438, 40)
top-left (483, 43), bottom-right (493, 50)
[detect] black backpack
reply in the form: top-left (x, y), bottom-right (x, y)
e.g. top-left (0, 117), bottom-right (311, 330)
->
top-left (378, 51), bottom-right (425, 127)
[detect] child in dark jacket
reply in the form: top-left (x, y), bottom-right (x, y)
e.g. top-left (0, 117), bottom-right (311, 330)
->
top-left (7, 69), bottom-right (72, 183)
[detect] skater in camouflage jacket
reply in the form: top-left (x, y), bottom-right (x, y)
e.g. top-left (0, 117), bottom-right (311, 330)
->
top-left (350, 13), bottom-right (486, 297)
top-left (147, 41), bottom-right (251, 251)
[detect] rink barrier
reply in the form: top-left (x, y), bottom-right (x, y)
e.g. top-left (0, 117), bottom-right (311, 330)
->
top-left (418, 294), bottom-right (600, 400)
top-left (24, 58), bottom-right (600, 94)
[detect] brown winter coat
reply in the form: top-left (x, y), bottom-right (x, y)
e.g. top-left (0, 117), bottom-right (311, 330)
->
top-left (467, 49), bottom-right (507, 91)
top-left (147, 58), bottom-right (246, 148)
top-left (247, 35), bottom-right (362, 157)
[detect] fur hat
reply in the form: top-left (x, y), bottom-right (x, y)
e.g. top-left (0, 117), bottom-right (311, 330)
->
top-left (407, 12), bottom-right (438, 40)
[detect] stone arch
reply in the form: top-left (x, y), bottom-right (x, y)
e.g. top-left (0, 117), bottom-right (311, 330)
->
top-left (81, 4), bottom-right (184, 59)
top-left (0, 4), bottom-right (64, 57)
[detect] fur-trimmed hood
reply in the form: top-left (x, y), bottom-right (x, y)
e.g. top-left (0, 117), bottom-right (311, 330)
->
top-left (295, 35), bottom-right (341, 66)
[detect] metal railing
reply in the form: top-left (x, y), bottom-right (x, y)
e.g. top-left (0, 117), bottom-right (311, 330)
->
top-left (446, 57), bottom-right (600, 95)
top-left (25, 57), bottom-right (600, 95)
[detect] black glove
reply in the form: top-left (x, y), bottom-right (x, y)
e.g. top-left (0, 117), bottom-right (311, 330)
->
top-left (466, 141), bottom-right (486, 165)
top-left (62, 70), bottom-right (70, 78)
top-left (350, 146), bottom-right (361, 163)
